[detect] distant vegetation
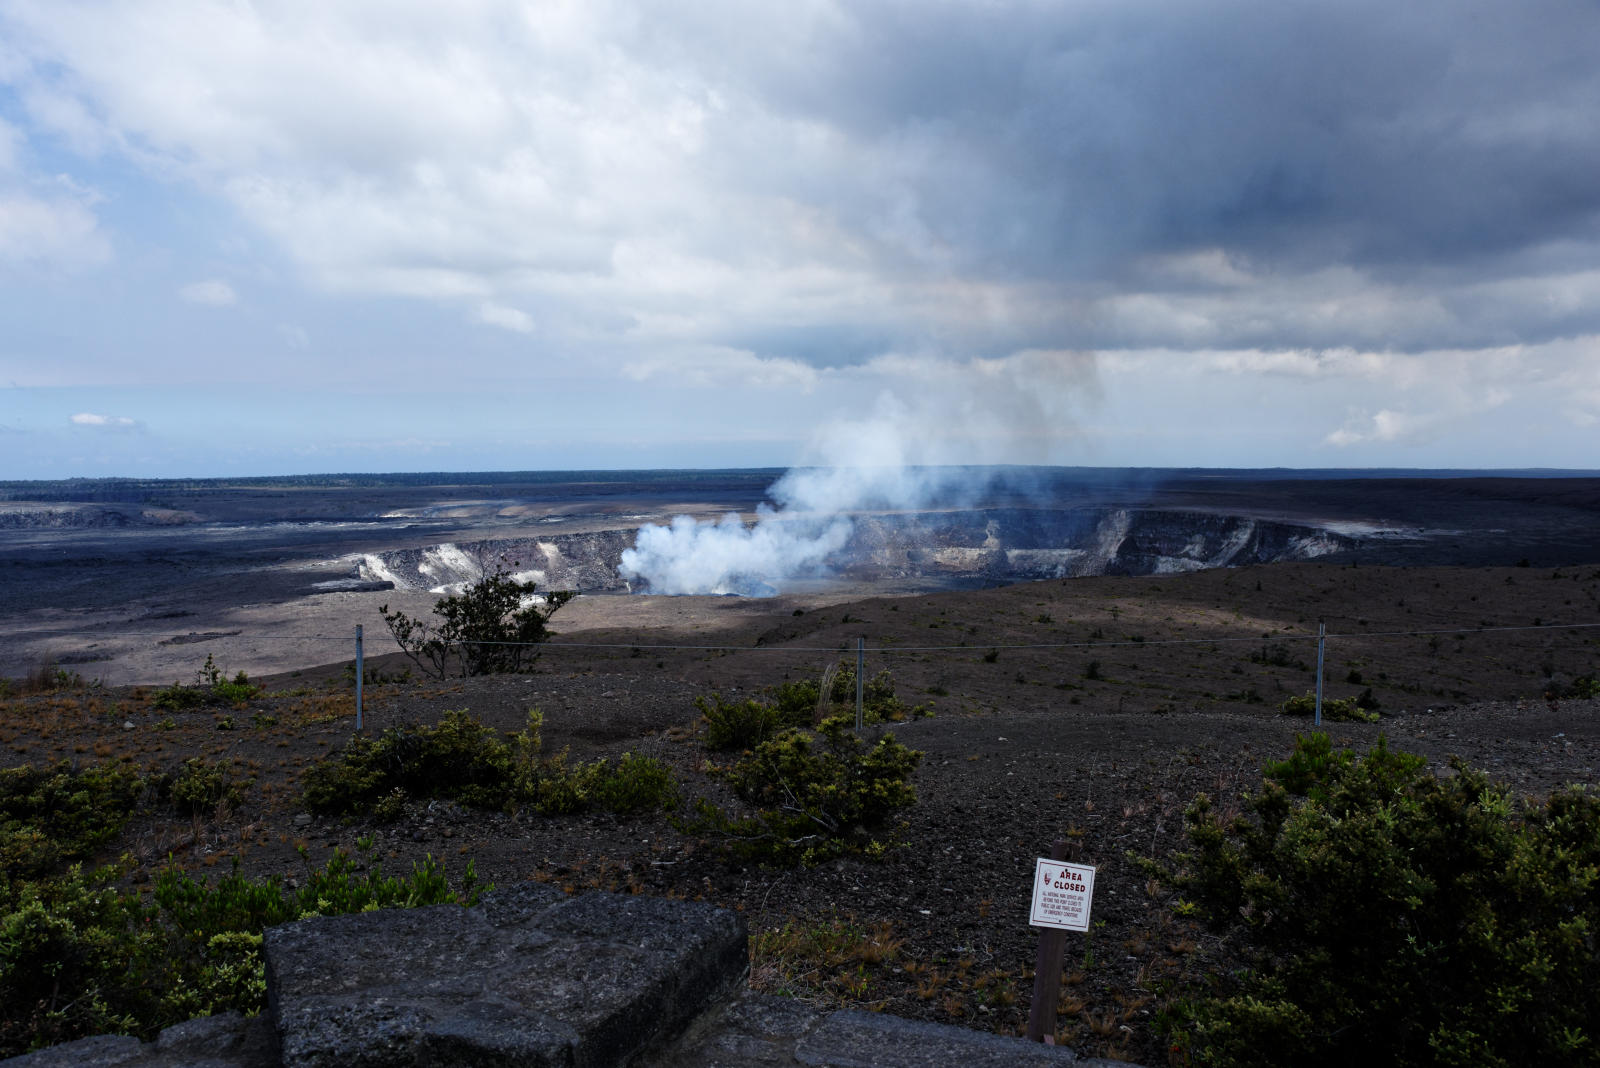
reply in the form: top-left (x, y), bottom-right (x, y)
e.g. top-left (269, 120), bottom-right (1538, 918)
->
top-left (696, 666), bottom-right (929, 751)
top-left (151, 654), bottom-right (262, 711)
top-left (1278, 689), bottom-right (1379, 723)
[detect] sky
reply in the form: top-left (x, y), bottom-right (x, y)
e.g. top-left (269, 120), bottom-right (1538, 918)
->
top-left (1, 0), bottom-right (1598, 480)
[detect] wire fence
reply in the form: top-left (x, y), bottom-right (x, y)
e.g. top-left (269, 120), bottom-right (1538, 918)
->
top-left (18, 614), bottom-right (1599, 732)
top-left (38, 619), bottom-right (1600, 653)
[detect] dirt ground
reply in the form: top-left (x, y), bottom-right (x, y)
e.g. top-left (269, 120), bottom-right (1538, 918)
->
top-left (4, 560), bottom-right (1599, 1065)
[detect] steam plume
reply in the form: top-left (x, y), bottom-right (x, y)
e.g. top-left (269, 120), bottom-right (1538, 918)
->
top-left (619, 357), bottom-right (1095, 595)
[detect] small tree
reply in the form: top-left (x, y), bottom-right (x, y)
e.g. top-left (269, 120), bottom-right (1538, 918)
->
top-left (379, 571), bottom-right (573, 678)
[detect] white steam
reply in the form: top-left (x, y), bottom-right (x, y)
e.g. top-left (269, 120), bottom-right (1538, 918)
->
top-left (618, 359), bottom-right (1097, 596)
top-left (619, 509), bottom-right (853, 596)
top-left (619, 392), bottom-right (973, 595)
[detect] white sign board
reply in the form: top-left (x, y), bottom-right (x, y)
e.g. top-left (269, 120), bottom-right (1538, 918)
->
top-left (1029, 857), bottom-right (1097, 932)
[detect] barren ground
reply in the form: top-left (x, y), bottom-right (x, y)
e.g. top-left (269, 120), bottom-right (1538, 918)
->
top-left (4, 561), bottom-right (1599, 1064)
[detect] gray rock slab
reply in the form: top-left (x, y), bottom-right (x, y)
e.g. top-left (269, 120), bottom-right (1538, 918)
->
top-left (795, 1010), bottom-right (1087, 1067)
top-left (0, 1035), bottom-right (147, 1068)
top-left (644, 990), bottom-right (829, 1067)
top-left (152, 1013), bottom-right (278, 1066)
top-left (264, 887), bottom-right (748, 1068)
top-left (1, 1013), bottom-right (276, 1068)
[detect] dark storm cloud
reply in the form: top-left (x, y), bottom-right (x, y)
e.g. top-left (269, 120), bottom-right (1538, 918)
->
top-left (671, 0), bottom-right (1600, 281)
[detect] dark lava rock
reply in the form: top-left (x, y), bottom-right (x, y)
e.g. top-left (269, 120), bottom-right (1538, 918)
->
top-left (263, 885), bottom-right (747, 1068)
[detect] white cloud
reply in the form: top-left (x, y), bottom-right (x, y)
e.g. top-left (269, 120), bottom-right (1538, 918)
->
top-left (0, 117), bottom-right (18, 172)
top-left (1325, 409), bottom-right (1427, 447)
top-left (622, 346), bottom-right (819, 390)
top-left (1322, 379), bottom-right (1515, 449)
top-left (178, 279), bottom-right (236, 306)
top-left (472, 301), bottom-right (533, 333)
top-left (0, 187), bottom-right (109, 270)
top-left (70, 412), bottom-right (135, 428)
top-left (1551, 336), bottom-right (1600, 427)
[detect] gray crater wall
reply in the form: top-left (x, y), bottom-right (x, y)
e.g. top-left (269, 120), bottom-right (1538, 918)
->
top-left (358, 508), bottom-right (1355, 595)
top-left (358, 530), bottom-right (636, 593)
top-left (841, 508), bottom-right (1350, 583)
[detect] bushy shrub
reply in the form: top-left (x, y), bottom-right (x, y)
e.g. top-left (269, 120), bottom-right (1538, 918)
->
top-left (768, 678), bottom-right (823, 720)
top-left (164, 758), bottom-right (245, 817)
top-left (1161, 732), bottom-right (1600, 1067)
top-left (687, 717), bottom-right (921, 865)
top-left (301, 709), bottom-right (515, 815)
top-left (1561, 673), bottom-right (1599, 699)
top-left (698, 670), bottom-right (927, 753)
top-left (589, 752), bottom-right (680, 815)
top-left (0, 864), bottom-right (155, 1054)
top-left (697, 694), bottom-right (792, 751)
top-left (301, 709), bottom-right (677, 820)
top-left (151, 654), bottom-right (262, 712)
top-left (826, 667), bottom-right (929, 723)
top-left (1278, 690), bottom-right (1378, 723)
top-left (0, 761), bottom-right (143, 879)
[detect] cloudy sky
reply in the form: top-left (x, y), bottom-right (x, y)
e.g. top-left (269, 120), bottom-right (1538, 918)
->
top-left (2, 0), bottom-right (1597, 480)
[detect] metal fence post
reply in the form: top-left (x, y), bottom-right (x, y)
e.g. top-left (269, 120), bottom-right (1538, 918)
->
top-left (856, 636), bottom-right (865, 731)
top-left (1314, 620), bottom-right (1326, 727)
top-left (355, 624), bottom-right (364, 733)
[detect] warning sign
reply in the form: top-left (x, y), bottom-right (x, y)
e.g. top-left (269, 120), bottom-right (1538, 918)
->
top-left (1029, 857), bottom-right (1097, 932)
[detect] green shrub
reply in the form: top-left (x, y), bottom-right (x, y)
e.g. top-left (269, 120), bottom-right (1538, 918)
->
top-left (526, 751), bottom-right (600, 816)
top-left (151, 654), bottom-right (262, 712)
top-left (0, 864), bottom-right (156, 1055)
top-left (825, 667), bottom-right (928, 723)
top-left (767, 678), bottom-right (822, 720)
top-left (302, 709), bottom-right (677, 820)
top-left (0, 761), bottom-right (144, 879)
top-left (1564, 674), bottom-right (1599, 699)
top-left (302, 709), bottom-right (515, 815)
top-left (698, 694), bottom-right (784, 751)
top-left (150, 683), bottom-right (208, 712)
top-left (687, 717), bottom-right (921, 865)
top-left (165, 758), bottom-right (245, 817)
top-left (1160, 732), bottom-right (1600, 1067)
top-left (1278, 690), bottom-right (1378, 723)
top-left (590, 753), bottom-right (680, 815)
top-left (698, 671), bottom-right (926, 754)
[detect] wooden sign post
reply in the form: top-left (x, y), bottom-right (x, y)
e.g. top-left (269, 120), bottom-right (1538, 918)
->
top-left (1025, 838), bottom-right (1097, 1044)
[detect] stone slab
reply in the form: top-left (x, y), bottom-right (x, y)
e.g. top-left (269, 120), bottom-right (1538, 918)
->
top-left (795, 1010), bottom-right (1090, 1067)
top-left (642, 989), bottom-right (827, 1067)
top-left (1, 1014), bottom-right (276, 1068)
top-left (263, 886), bottom-right (748, 1068)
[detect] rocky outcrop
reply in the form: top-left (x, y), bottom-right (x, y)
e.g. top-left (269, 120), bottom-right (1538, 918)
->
top-left (2, 888), bottom-right (1139, 1068)
top-left (358, 531), bottom-right (636, 594)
